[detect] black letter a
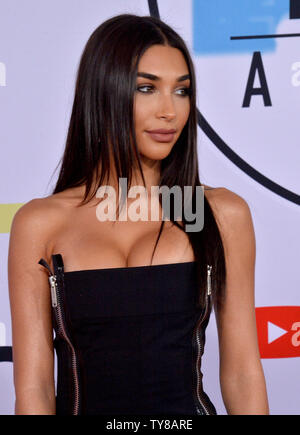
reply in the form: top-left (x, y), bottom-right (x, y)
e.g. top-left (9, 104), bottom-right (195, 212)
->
top-left (242, 51), bottom-right (272, 107)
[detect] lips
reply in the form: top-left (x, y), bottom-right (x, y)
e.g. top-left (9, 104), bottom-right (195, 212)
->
top-left (145, 129), bottom-right (176, 143)
top-left (146, 129), bottom-right (177, 134)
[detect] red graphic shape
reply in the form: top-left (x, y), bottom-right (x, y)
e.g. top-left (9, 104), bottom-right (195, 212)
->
top-left (255, 306), bottom-right (300, 359)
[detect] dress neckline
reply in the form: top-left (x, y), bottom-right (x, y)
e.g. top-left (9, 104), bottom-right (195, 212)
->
top-left (63, 260), bottom-right (197, 275)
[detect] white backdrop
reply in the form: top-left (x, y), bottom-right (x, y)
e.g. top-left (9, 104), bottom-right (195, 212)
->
top-left (0, 0), bottom-right (299, 415)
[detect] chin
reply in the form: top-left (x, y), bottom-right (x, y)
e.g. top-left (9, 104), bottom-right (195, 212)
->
top-left (141, 149), bottom-right (173, 161)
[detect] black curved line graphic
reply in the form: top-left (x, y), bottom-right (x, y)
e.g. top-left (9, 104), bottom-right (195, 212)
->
top-left (148, 0), bottom-right (160, 17)
top-left (0, 346), bottom-right (13, 363)
top-left (148, 0), bottom-right (300, 206)
top-left (198, 111), bottom-right (300, 204)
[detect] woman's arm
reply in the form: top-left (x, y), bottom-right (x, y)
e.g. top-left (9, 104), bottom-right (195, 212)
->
top-left (209, 188), bottom-right (269, 415)
top-left (8, 199), bottom-right (56, 414)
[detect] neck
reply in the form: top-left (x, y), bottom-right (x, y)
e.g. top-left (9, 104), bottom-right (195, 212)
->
top-left (93, 153), bottom-right (162, 197)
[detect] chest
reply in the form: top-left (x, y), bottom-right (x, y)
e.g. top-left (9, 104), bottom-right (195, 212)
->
top-left (51, 202), bottom-right (195, 272)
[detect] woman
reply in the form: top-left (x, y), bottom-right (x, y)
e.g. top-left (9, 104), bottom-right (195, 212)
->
top-left (8, 14), bottom-right (269, 415)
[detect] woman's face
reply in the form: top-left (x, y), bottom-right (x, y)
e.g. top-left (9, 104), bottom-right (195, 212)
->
top-left (133, 44), bottom-right (191, 162)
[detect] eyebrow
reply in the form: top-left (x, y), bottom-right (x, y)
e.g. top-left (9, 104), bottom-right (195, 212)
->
top-left (137, 72), bottom-right (190, 82)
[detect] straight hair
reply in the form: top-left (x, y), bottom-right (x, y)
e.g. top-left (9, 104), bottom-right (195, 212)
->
top-left (51, 13), bottom-right (226, 311)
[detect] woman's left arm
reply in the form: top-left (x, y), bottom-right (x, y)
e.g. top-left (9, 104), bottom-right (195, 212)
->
top-left (211, 188), bottom-right (269, 415)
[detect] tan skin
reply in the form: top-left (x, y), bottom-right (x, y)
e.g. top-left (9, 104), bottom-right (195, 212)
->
top-left (8, 44), bottom-right (269, 414)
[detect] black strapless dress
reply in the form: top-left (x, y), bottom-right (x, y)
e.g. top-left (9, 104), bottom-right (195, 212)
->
top-left (38, 253), bottom-right (217, 415)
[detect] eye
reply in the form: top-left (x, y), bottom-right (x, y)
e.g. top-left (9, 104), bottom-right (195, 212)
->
top-left (136, 85), bottom-right (154, 93)
top-left (176, 87), bottom-right (191, 97)
top-left (136, 85), bottom-right (191, 97)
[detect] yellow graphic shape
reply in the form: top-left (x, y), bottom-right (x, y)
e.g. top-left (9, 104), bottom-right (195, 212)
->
top-left (0, 204), bottom-right (24, 233)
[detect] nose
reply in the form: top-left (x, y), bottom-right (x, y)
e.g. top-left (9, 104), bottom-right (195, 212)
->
top-left (156, 94), bottom-right (176, 121)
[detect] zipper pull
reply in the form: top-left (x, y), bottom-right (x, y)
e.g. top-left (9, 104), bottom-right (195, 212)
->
top-left (49, 275), bottom-right (58, 308)
top-left (207, 265), bottom-right (212, 296)
top-left (38, 258), bottom-right (58, 308)
top-left (38, 257), bottom-right (54, 276)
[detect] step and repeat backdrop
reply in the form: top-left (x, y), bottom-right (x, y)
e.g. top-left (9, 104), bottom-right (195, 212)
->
top-left (0, 0), bottom-right (299, 415)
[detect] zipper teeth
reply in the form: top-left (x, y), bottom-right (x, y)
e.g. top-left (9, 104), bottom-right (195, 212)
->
top-left (50, 273), bottom-right (80, 415)
top-left (207, 265), bottom-right (212, 296)
top-left (193, 264), bottom-right (213, 415)
top-left (195, 296), bottom-right (210, 415)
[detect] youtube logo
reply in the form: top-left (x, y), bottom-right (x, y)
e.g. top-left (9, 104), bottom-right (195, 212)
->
top-left (255, 306), bottom-right (300, 359)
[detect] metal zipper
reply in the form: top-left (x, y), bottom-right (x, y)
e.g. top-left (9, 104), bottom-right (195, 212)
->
top-left (193, 264), bottom-right (213, 415)
top-left (39, 257), bottom-right (80, 415)
top-left (49, 276), bottom-right (58, 307)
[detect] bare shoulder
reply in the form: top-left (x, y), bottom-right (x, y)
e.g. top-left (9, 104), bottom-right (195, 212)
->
top-left (201, 185), bottom-right (253, 236)
top-left (10, 191), bottom-right (75, 260)
top-left (11, 195), bottom-right (64, 234)
top-left (13, 196), bottom-right (57, 222)
top-left (201, 184), bottom-right (250, 210)
top-left (14, 184), bottom-right (85, 226)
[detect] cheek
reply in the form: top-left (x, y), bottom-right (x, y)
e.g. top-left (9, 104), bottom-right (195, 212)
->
top-left (133, 97), bottom-right (149, 126)
top-left (182, 100), bottom-right (191, 117)
top-left (181, 103), bottom-right (191, 126)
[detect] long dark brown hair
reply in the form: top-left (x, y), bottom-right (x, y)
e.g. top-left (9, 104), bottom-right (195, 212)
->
top-left (51, 13), bottom-right (226, 311)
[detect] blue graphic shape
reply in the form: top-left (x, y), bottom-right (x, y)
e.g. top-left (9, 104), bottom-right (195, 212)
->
top-left (193, 0), bottom-right (289, 55)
